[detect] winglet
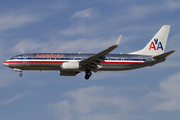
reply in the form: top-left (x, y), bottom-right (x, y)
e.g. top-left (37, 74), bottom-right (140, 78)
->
top-left (114, 35), bottom-right (122, 46)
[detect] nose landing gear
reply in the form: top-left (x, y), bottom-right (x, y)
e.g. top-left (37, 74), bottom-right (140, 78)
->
top-left (13, 68), bottom-right (23, 77)
top-left (19, 72), bottom-right (23, 77)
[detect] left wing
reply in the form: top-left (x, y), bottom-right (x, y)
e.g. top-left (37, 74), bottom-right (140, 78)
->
top-left (80, 35), bottom-right (122, 67)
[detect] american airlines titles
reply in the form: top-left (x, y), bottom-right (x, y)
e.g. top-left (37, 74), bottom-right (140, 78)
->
top-left (36, 54), bottom-right (64, 57)
top-left (149, 38), bottom-right (163, 50)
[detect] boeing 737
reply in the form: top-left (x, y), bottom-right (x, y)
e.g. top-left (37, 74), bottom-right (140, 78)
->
top-left (3, 25), bottom-right (175, 80)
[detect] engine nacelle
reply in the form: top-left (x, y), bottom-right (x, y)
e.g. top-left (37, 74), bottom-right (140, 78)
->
top-left (61, 62), bottom-right (79, 70)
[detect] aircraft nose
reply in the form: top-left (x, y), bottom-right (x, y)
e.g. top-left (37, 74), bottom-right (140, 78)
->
top-left (3, 61), bottom-right (9, 66)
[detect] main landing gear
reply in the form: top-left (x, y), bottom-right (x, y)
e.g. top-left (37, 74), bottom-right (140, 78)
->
top-left (85, 69), bottom-right (92, 80)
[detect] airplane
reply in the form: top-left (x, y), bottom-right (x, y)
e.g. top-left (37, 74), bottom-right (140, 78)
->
top-left (3, 25), bottom-right (175, 80)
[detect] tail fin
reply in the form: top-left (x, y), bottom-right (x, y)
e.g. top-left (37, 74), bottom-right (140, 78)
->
top-left (129, 25), bottom-right (171, 56)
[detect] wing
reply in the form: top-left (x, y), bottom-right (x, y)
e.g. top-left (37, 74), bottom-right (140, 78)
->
top-left (80, 35), bottom-right (122, 68)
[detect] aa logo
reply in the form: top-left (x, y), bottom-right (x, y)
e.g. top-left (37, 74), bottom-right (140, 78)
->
top-left (149, 38), bottom-right (163, 50)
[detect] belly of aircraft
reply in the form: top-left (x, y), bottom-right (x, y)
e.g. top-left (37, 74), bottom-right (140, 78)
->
top-left (8, 62), bottom-right (144, 71)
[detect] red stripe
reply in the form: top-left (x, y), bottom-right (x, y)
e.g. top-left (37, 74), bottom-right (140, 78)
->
top-left (101, 61), bottom-right (143, 64)
top-left (5, 60), bottom-right (143, 64)
top-left (4, 61), bottom-right (67, 63)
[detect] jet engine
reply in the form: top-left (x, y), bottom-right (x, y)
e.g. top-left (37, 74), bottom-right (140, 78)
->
top-left (61, 61), bottom-right (79, 70)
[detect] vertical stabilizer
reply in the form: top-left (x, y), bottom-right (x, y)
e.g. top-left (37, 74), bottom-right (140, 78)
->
top-left (129, 25), bottom-right (170, 56)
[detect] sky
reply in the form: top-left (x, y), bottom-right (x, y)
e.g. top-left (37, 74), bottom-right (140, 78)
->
top-left (0, 0), bottom-right (180, 120)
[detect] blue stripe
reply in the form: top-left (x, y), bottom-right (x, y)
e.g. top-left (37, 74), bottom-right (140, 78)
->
top-left (16, 57), bottom-right (146, 61)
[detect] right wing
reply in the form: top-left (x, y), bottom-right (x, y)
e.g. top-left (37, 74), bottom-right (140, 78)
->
top-left (80, 35), bottom-right (122, 67)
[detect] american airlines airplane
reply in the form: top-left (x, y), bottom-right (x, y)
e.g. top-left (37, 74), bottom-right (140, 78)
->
top-left (3, 25), bottom-right (175, 80)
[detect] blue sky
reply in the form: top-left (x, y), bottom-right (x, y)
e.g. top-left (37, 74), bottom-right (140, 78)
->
top-left (0, 0), bottom-right (180, 120)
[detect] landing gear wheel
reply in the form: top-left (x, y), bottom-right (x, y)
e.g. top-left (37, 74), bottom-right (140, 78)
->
top-left (87, 71), bottom-right (92, 76)
top-left (85, 75), bottom-right (90, 80)
top-left (85, 71), bottom-right (92, 80)
top-left (19, 72), bottom-right (23, 77)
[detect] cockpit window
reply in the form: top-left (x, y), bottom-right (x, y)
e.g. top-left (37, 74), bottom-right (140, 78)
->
top-left (10, 55), bottom-right (22, 60)
top-left (10, 57), bottom-right (17, 60)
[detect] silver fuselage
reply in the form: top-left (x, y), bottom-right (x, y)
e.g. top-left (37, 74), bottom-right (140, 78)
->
top-left (3, 53), bottom-right (164, 72)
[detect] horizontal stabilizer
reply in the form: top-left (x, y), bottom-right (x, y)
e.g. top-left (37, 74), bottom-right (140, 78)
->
top-left (153, 50), bottom-right (175, 59)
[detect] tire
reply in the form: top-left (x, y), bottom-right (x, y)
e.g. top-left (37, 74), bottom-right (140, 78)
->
top-left (85, 75), bottom-right (90, 80)
top-left (19, 73), bottom-right (23, 77)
